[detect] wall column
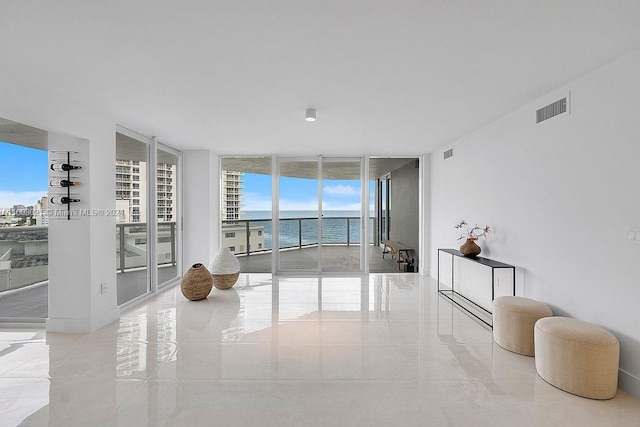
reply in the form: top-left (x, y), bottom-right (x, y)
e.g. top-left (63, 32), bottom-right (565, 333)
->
top-left (183, 150), bottom-right (220, 270)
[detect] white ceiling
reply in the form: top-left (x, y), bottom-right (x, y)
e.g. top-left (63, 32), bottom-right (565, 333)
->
top-left (0, 118), bottom-right (47, 151)
top-left (1, 1), bottom-right (640, 156)
top-left (221, 156), bottom-right (416, 180)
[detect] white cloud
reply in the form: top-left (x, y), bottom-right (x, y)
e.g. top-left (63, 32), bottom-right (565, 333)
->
top-left (323, 184), bottom-right (359, 197)
top-left (0, 190), bottom-right (47, 209)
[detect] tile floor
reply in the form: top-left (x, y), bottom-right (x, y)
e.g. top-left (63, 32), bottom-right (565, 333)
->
top-left (0, 274), bottom-right (639, 426)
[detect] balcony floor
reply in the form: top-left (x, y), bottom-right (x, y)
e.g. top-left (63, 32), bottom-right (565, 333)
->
top-left (238, 244), bottom-right (413, 273)
top-left (0, 246), bottom-right (414, 320)
top-left (0, 265), bottom-right (179, 320)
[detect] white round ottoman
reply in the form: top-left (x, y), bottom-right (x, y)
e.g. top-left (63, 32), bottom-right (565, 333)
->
top-left (534, 317), bottom-right (619, 399)
top-left (493, 296), bottom-right (553, 356)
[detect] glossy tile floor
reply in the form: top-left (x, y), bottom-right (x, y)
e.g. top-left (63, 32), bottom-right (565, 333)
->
top-left (1, 274), bottom-right (639, 426)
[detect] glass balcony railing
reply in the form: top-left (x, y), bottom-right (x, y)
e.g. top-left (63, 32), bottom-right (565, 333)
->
top-left (0, 222), bottom-right (178, 294)
top-left (116, 222), bottom-right (177, 273)
top-left (221, 217), bottom-right (375, 256)
top-left (0, 226), bottom-right (48, 292)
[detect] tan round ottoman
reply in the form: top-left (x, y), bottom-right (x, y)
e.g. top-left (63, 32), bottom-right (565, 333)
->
top-left (534, 317), bottom-right (619, 399)
top-left (493, 296), bottom-right (553, 356)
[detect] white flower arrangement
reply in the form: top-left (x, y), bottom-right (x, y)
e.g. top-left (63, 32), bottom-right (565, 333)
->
top-left (455, 220), bottom-right (490, 241)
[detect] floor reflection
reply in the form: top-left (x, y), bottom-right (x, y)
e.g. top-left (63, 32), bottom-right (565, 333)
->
top-left (1, 274), bottom-right (639, 426)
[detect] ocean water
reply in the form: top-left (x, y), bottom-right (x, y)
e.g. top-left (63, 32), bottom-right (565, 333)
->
top-left (239, 210), bottom-right (374, 250)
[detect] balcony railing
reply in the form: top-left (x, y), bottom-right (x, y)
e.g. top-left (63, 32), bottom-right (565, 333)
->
top-left (116, 222), bottom-right (177, 273)
top-left (222, 217), bottom-right (375, 256)
top-left (0, 222), bottom-right (179, 293)
top-left (0, 226), bottom-right (48, 292)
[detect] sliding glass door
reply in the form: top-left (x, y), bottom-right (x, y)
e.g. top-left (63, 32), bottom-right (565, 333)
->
top-left (321, 158), bottom-right (362, 272)
top-left (219, 156), bottom-right (273, 273)
top-left (116, 132), bottom-right (150, 305)
top-left (156, 143), bottom-right (180, 288)
top-left (378, 175), bottom-right (391, 243)
top-left (222, 156), bottom-right (421, 275)
top-left (116, 128), bottom-right (182, 306)
top-left (275, 157), bottom-right (364, 273)
top-left (277, 158), bottom-right (320, 271)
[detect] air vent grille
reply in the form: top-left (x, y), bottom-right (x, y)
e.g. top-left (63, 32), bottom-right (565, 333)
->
top-left (536, 97), bottom-right (567, 123)
top-left (443, 148), bottom-right (454, 160)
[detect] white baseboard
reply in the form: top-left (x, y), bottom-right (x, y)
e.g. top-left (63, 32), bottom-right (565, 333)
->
top-left (46, 317), bottom-right (92, 333)
top-left (619, 369), bottom-right (640, 399)
top-left (46, 306), bottom-right (119, 333)
top-left (90, 306), bottom-right (120, 332)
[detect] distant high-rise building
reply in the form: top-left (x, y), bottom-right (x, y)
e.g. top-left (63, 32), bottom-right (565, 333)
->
top-left (221, 170), bottom-right (244, 220)
top-left (220, 170), bottom-right (265, 255)
top-left (35, 195), bottom-right (49, 225)
top-left (116, 160), bottom-right (146, 223)
top-left (156, 162), bottom-right (176, 222)
top-left (115, 160), bottom-right (176, 223)
top-left (12, 204), bottom-right (26, 215)
top-left (36, 195), bottom-right (48, 214)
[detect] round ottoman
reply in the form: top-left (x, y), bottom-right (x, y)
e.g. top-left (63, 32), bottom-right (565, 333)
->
top-left (493, 296), bottom-right (553, 356)
top-left (534, 317), bottom-right (619, 399)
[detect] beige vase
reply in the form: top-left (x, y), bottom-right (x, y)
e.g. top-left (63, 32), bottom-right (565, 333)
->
top-left (460, 238), bottom-right (481, 257)
top-left (180, 263), bottom-right (213, 301)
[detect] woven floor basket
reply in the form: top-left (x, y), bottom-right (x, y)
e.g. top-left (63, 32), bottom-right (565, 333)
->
top-left (181, 263), bottom-right (213, 301)
top-left (212, 272), bottom-right (239, 290)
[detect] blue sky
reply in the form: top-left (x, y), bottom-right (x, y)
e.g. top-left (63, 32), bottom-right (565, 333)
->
top-left (0, 141), bottom-right (375, 212)
top-left (243, 172), bottom-right (375, 211)
top-left (0, 141), bottom-right (48, 208)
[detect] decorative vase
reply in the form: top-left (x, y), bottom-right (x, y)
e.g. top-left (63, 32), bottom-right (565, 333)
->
top-left (460, 238), bottom-right (481, 257)
top-left (209, 247), bottom-right (241, 290)
top-left (181, 263), bottom-right (213, 301)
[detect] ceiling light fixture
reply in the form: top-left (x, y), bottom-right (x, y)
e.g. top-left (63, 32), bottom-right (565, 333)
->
top-left (305, 108), bottom-right (316, 122)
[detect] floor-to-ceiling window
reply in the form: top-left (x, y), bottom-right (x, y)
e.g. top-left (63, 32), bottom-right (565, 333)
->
top-left (379, 175), bottom-right (390, 242)
top-left (219, 156), bottom-right (419, 274)
top-left (116, 129), bottom-right (182, 305)
top-left (370, 158), bottom-right (420, 273)
top-left (275, 156), bottom-right (367, 273)
top-left (116, 132), bottom-right (150, 305)
top-left (0, 118), bottom-right (49, 321)
top-left (321, 157), bottom-right (363, 272)
top-left (220, 156), bottom-right (273, 273)
top-left (156, 144), bottom-right (180, 288)
top-left (278, 158), bottom-right (320, 271)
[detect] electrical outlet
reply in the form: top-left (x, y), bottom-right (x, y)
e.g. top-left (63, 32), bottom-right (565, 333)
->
top-left (100, 282), bottom-right (108, 294)
top-left (626, 227), bottom-right (640, 244)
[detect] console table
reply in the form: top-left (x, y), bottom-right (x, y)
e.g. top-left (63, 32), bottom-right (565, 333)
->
top-left (437, 248), bottom-right (516, 327)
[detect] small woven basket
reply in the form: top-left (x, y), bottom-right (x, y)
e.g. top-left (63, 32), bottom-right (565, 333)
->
top-left (212, 272), bottom-right (239, 290)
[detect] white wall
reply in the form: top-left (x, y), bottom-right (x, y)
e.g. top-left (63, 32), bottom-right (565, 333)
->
top-left (0, 69), bottom-right (118, 332)
top-left (183, 150), bottom-right (220, 270)
top-left (430, 49), bottom-right (640, 397)
top-left (420, 154), bottom-right (430, 277)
